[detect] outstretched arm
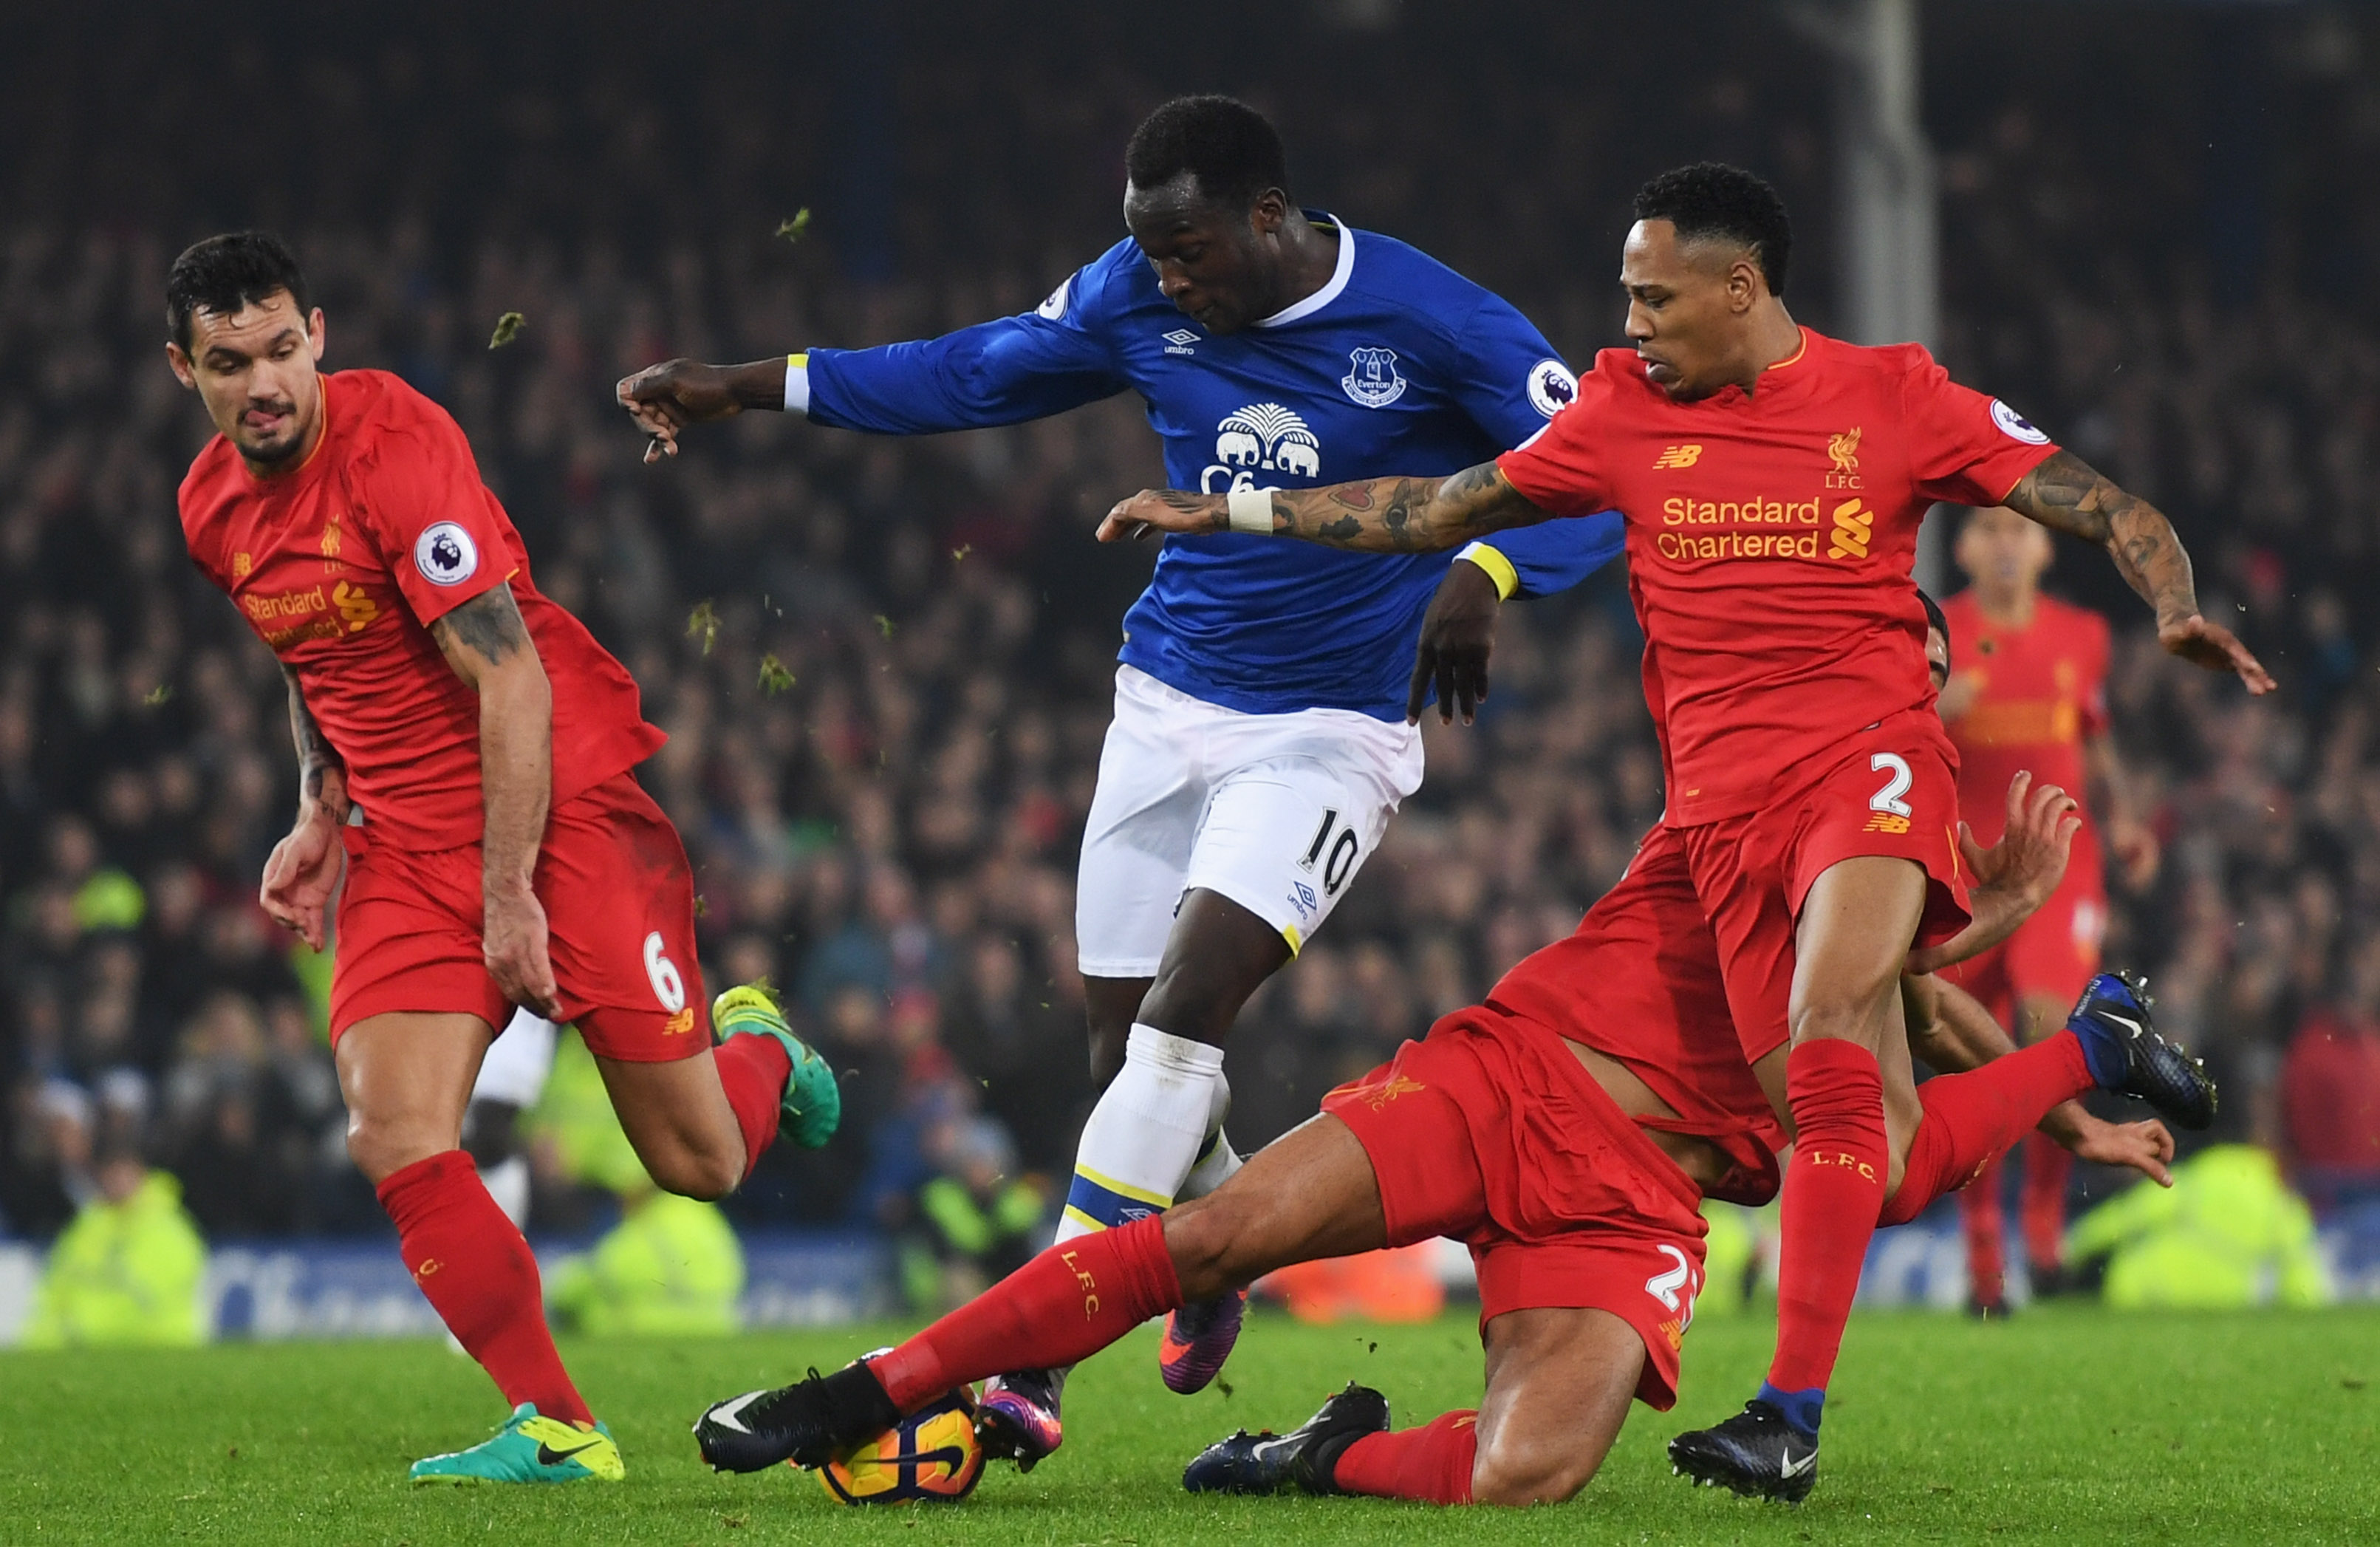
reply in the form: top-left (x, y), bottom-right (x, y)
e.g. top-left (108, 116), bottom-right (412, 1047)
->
top-left (1098, 460), bottom-right (1553, 553)
top-left (2003, 450), bottom-right (2274, 694)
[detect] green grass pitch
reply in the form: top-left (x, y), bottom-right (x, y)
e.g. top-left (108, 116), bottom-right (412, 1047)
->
top-left (6, 1305), bottom-right (2376, 1545)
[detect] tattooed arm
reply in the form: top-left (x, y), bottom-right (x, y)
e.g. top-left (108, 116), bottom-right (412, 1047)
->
top-left (259, 666), bottom-right (350, 949)
top-left (431, 583), bottom-right (560, 1015)
top-left (1096, 460), bottom-right (1553, 552)
top-left (2003, 450), bottom-right (2274, 693)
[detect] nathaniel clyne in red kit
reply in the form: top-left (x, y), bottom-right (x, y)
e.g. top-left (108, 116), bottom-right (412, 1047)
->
top-left (165, 231), bottom-right (838, 1483)
top-left (1100, 161), bottom-right (2269, 1499)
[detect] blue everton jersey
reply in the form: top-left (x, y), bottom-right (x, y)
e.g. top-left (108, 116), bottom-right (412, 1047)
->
top-left (801, 216), bottom-right (1623, 719)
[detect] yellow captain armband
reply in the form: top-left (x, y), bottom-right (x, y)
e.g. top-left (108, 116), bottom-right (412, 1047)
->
top-left (1456, 542), bottom-right (1519, 600)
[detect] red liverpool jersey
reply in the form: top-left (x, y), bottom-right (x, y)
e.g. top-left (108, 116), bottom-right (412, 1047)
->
top-left (1939, 590), bottom-right (2109, 867)
top-left (179, 369), bottom-right (664, 849)
top-left (1499, 328), bottom-right (2059, 824)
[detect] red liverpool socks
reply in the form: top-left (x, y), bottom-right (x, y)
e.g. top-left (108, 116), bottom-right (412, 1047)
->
top-left (1766, 1038), bottom-right (1890, 1401)
top-left (1957, 1151), bottom-right (2010, 1304)
top-left (713, 1035), bottom-right (792, 1181)
top-left (377, 1150), bottom-right (592, 1425)
top-left (868, 1215), bottom-right (1182, 1413)
top-left (1333, 1410), bottom-right (1478, 1504)
top-left (1880, 1029), bottom-right (2094, 1226)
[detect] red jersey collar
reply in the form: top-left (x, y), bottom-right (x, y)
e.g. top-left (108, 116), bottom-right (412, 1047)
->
top-left (1627, 325), bottom-right (1819, 410)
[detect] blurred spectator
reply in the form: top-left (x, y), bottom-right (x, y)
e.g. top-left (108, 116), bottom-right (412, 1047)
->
top-left (550, 1189), bottom-right (746, 1338)
top-left (2065, 1146), bottom-right (2333, 1311)
top-left (20, 1139), bottom-right (207, 1348)
top-left (899, 1116), bottom-right (1047, 1314)
top-left (2281, 936), bottom-right (2380, 1216)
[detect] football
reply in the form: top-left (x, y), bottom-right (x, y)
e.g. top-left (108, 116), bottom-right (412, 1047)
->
top-left (815, 1385), bottom-right (985, 1505)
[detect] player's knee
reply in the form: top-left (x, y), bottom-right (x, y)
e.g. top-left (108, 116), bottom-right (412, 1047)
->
top-left (344, 1112), bottom-right (450, 1185)
top-left (1137, 969), bottom-right (1249, 1047)
top-left (1469, 1432), bottom-right (1597, 1507)
top-left (1161, 1195), bottom-right (1251, 1300)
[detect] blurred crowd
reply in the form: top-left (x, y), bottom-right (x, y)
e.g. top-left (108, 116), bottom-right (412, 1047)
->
top-left (2, 3), bottom-right (2377, 1259)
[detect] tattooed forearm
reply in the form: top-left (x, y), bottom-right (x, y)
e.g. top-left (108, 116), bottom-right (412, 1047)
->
top-left (281, 666), bottom-right (346, 815)
top-left (429, 583), bottom-right (533, 678)
top-left (2005, 449), bottom-right (2197, 626)
top-left (1265, 462), bottom-right (1546, 553)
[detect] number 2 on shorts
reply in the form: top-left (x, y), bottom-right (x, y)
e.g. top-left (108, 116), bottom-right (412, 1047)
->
top-left (1868, 752), bottom-right (1914, 818)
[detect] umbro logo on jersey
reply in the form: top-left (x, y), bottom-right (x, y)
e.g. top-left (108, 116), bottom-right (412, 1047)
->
top-left (1654, 444), bottom-right (1703, 469)
top-left (1163, 329), bottom-right (1200, 355)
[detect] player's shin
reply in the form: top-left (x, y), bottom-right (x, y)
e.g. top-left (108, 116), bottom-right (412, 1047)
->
top-left (868, 1215), bottom-right (1183, 1412)
top-left (1762, 1039), bottom-right (1890, 1432)
top-left (1055, 1024), bottom-right (1224, 1242)
top-left (1878, 1032), bottom-right (2093, 1227)
top-left (377, 1150), bottom-right (593, 1426)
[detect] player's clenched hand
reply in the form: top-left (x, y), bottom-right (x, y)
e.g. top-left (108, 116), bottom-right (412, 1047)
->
top-left (1099, 490), bottom-right (1223, 542)
top-left (617, 360), bottom-right (742, 464)
top-left (2045, 1106), bottom-right (2175, 1187)
top-left (2158, 613), bottom-right (2275, 696)
top-left (260, 810), bottom-right (344, 951)
top-left (1408, 559), bottom-right (1500, 725)
top-left (1959, 769), bottom-right (2079, 914)
top-left (483, 883), bottom-right (561, 1019)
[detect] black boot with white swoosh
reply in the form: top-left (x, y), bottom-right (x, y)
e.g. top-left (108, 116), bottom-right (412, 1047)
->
top-left (1668, 1399), bottom-right (1819, 1503)
top-left (1180, 1382), bottom-right (1390, 1495)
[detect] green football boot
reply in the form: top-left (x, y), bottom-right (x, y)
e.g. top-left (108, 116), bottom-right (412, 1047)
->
top-left (408, 1404), bottom-right (625, 1484)
top-left (714, 983), bottom-right (841, 1150)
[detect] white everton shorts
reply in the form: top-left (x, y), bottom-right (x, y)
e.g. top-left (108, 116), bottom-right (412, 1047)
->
top-left (1076, 665), bottom-right (1424, 978)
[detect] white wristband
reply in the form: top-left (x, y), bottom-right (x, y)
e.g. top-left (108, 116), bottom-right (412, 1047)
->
top-left (782, 353), bottom-right (810, 414)
top-left (1227, 488), bottom-right (1273, 534)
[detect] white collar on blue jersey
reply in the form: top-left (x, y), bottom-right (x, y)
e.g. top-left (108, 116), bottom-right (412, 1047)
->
top-left (1251, 213), bottom-right (1353, 329)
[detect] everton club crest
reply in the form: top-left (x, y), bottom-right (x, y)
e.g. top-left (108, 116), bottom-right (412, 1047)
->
top-left (1341, 346), bottom-right (1407, 409)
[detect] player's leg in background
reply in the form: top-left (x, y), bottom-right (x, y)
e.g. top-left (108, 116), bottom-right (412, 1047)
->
top-left (462, 1009), bottom-right (558, 1228)
top-left (339, 1011), bottom-right (596, 1427)
top-left (1948, 957), bottom-right (2018, 1314)
top-left (2012, 986), bottom-right (2080, 1292)
top-left (1763, 854), bottom-right (1926, 1435)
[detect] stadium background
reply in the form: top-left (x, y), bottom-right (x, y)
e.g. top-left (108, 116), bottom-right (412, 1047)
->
top-left (1, 1), bottom-right (2376, 1333)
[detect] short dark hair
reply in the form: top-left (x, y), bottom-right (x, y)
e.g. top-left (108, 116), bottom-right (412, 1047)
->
top-left (165, 230), bottom-right (312, 352)
top-left (1634, 163), bottom-right (1792, 297)
top-left (1125, 95), bottom-right (1290, 211)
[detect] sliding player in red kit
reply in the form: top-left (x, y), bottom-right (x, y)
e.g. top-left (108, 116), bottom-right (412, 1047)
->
top-left (165, 233), bottom-right (841, 1483)
top-left (1101, 162), bottom-right (2266, 1499)
top-left (1940, 508), bottom-right (2161, 1311)
top-left (675, 619), bottom-right (2195, 1506)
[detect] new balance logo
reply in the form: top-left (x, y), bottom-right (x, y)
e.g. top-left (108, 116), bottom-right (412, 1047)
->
top-left (1653, 443), bottom-right (1703, 470)
top-left (1862, 813), bottom-right (1911, 835)
top-left (1827, 497), bottom-right (1873, 559)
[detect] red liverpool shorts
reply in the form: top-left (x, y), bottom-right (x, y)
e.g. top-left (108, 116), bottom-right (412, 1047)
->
top-left (330, 771), bottom-right (709, 1060)
top-left (1321, 1006), bottom-right (1710, 1410)
top-left (1677, 711), bottom-right (1970, 1065)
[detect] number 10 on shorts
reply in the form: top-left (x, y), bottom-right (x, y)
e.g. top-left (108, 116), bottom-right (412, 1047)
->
top-left (1299, 808), bottom-right (1361, 897)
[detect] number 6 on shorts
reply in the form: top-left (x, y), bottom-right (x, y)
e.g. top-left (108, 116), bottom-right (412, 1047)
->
top-left (643, 930), bottom-right (686, 1013)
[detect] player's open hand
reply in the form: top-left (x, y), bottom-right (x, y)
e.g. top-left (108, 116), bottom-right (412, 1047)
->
top-left (2159, 613), bottom-right (2275, 695)
top-left (1098, 489), bottom-right (1224, 542)
top-left (260, 810), bottom-right (344, 951)
top-left (1959, 769), bottom-right (2079, 913)
top-left (2048, 1107), bottom-right (2176, 1187)
top-left (616, 360), bottom-right (742, 464)
top-left (1408, 559), bottom-right (1500, 725)
top-left (483, 883), bottom-right (561, 1019)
